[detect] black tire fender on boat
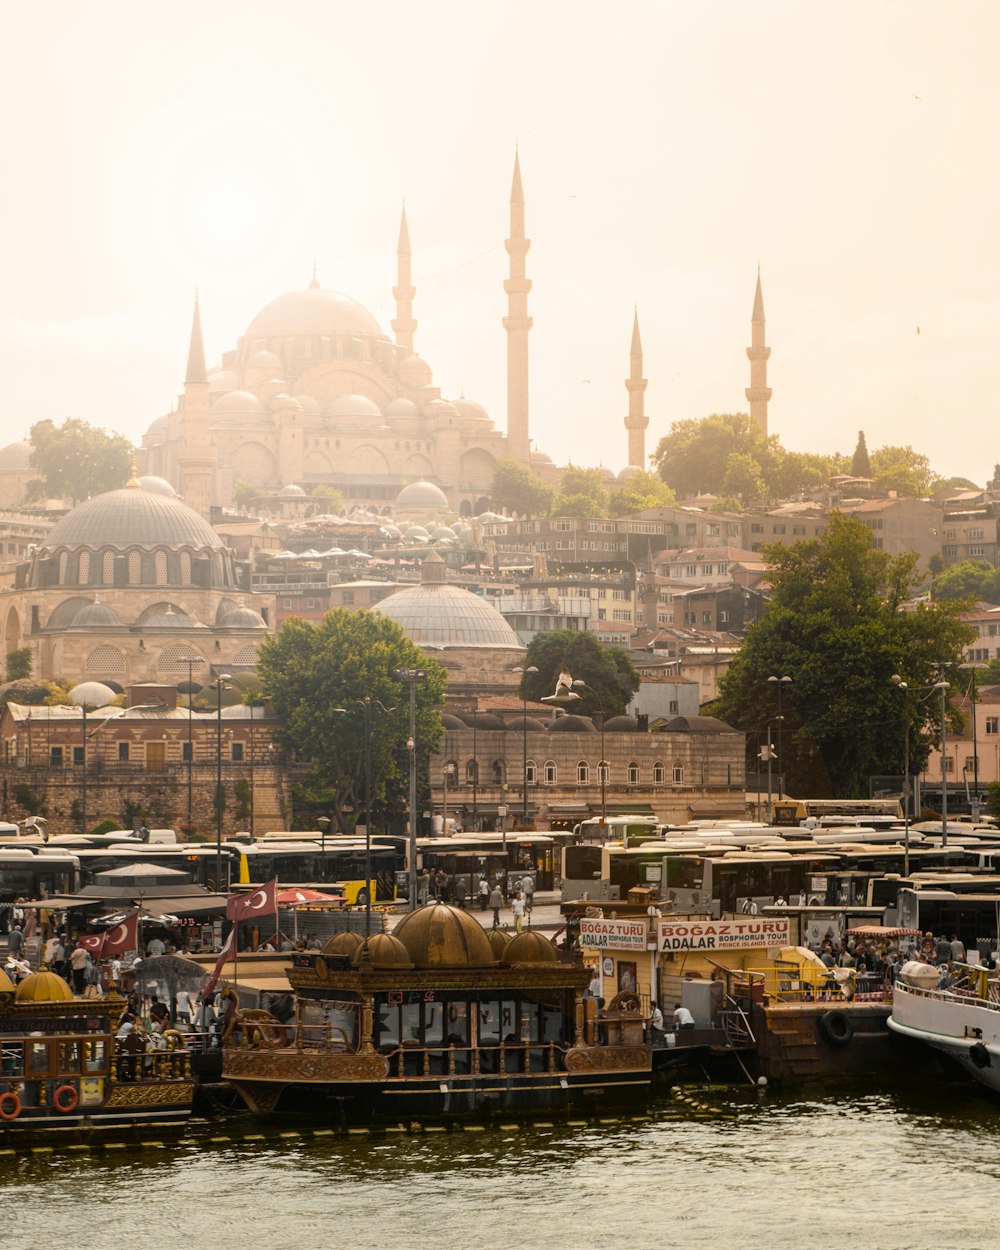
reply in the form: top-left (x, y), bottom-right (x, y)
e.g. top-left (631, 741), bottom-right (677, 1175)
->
top-left (969, 1042), bottom-right (992, 1069)
top-left (819, 1009), bottom-right (854, 1046)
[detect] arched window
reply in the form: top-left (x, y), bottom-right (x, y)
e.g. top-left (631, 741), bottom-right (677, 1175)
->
top-left (85, 645), bottom-right (126, 676)
top-left (78, 551), bottom-right (90, 583)
top-left (672, 763), bottom-right (685, 785)
top-left (466, 759), bottom-right (479, 784)
top-left (128, 550), bottom-right (141, 584)
top-left (627, 762), bottom-right (639, 785)
top-left (543, 760), bottom-right (557, 785)
top-left (577, 760), bottom-right (589, 785)
top-left (598, 760), bottom-right (609, 785)
top-left (525, 759), bottom-right (537, 784)
top-left (653, 762), bottom-right (665, 785)
top-left (233, 645), bottom-right (258, 665)
top-left (492, 759), bottom-right (505, 784)
top-left (179, 551), bottom-right (191, 583)
top-left (58, 552), bottom-right (68, 583)
top-left (157, 644), bottom-right (204, 676)
top-left (154, 550), bottom-right (168, 585)
top-left (102, 550), bottom-right (115, 583)
top-left (443, 759), bottom-right (458, 785)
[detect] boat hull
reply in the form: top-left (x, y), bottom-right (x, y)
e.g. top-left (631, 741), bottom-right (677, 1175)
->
top-left (888, 982), bottom-right (1000, 1095)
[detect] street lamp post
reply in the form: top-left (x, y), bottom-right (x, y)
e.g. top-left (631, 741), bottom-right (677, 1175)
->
top-left (215, 673), bottom-right (231, 890)
top-left (334, 697), bottom-right (393, 935)
top-left (471, 712), bottom-right (478, 831)
top-left (395, 667), bottom-right (426, 912)
top-left (173, 657), bottom-right (203, 830)
top-left (569, 679), bottom-right (607, 825)
top-left (767, 675), bottom-right (792, 801)
top-left (316, 814), bottom-right (330, 878)
top-left (80, 704), bottom-right (87, 835)
top-left (512, 665), bottom-right (539, 827)
top-left (890, 675), bottom-right (912, 876)
top-left (764, 716), bottom-right (783, 823)
top-left (934, 680), bottom-right (950, 846)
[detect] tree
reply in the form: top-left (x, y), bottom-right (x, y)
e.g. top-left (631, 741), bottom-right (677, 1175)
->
top-left (232, 479), bottom-right (260, 509)
top-left (5, 648), bottom-right (31, 682)
top-left (550, 466), bottom-right (611, 518)
top-left (930, 560), bottom-right (1000, 604)
top-left (489, 457), bottom-right (553, 517)
top-left (310, 484), bottom-right (345, 515)
top-left (986, 781), bottom-right (1000, 821)
top-left (769, 450), bottom-right (843, 500)
top-left (517, 630), bottom-right (640, 719)
top-left (711, 513), bottom-right (975, 797)
top-left (651, 413), bottom-right (775, 498)
top-left (607, 470), bottom-right (677, 517)
top-left (991, 465), bottom-right (1000, 492)
top-left (850, 430), bottom-right (871, 478)
top-left (550, 491), bottom-right (604, 519)
top-left (721, 452), bottom-right (767, 503)
top-left (869, 444), bottom-right (938, 498)
top-left (256, 609), bottom-right (447, 828)
top-left (29, 419), bottom-right (134, 504)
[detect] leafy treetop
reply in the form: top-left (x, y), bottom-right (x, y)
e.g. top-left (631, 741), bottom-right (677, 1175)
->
top-left (29, 419), bottom-right (134, 505)
top-left (518, 630), bottom-right (640, 720)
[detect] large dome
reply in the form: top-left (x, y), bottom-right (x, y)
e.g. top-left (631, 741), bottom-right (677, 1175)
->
top-left (377, 582), bottom-right (523, 649)
top-left (396, 480), bottom-right (449, 511)
top-left (40, 486), bottom-right (226, 552)
top-left (393, 903), bottom-right (495, 969)
top-left (246, 287), bottom-right (387, 341)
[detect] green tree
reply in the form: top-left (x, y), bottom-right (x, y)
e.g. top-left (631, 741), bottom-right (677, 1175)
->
top-left (310, 484), bottom-right (345, 514)
top-left (850, 430), bottom-right (872, 478)
top-left (489, 457), bottom-right (553, 517)
top-left (551, 491), bottom-right (604, 519)
top-left (930, 559), bottom-right (1000, 604)
top-left (769, 449), bottom-right (843, 499)
top-left (552, 466), bottom-right (610, 517)
top-left (518, 630), bottom-right (640, 719)
top-left (29, 418), bottom-right (134, 504)
top-left (721, 452), bottom-right (768, 503)
top-left (712, 513), bottom-right (975, 797)
top-left (869, 444), bottom-right (938, 497)
top-left (607, 470), bottom-right (677, 516)
top-left (652, 413), bottom-right (777, 499)
top-left (5, 648), bottom-right (31, 681)
top-left (232, 479), bottom-right (260, 509)
top-left (257, 609), bottom-right (447, 827)
top-left (991, 465), bottom-right (1000, 491)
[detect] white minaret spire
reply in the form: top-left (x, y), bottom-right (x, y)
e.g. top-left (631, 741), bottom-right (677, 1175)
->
top-left (625, 307), bottom-right (648, 468)
top-left (503, 149), bottom-right (532, 463)
top-left (745, 267), bottom-right (772, 437)
top-left (392, 204), bottom-right (417, 354)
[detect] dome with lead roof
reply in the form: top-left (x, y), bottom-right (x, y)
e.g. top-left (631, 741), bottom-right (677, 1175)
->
top-left (138, 475), bottom-right (177, 498)
top-left (72, 600), bottom-right (124, 629)
top-left (213, 390), bottom-right (265, 416)
top-left (39, 486), bottom-right (226, 553)
top-left (376, 553), bottom-right (523, 650)
top-left (246, 287), bottom-right (388, 341)
top-left (393, 903), bottom-right (495, 969)
top-left (328, 394), bottom-right (383, 420)
top-left (0, 441), bottom-right (31, 469)
top-left (396, 480), bottom-right (449, 511)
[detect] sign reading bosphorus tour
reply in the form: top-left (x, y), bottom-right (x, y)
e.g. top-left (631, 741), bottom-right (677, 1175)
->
top-left (579, 918), bottom-right (648, 951)
top-left (659, 919), bottom-right (789, 952)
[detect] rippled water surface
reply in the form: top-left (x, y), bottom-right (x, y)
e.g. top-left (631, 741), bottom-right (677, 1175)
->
top-left (3, 1080), bottom-right (999, 1250)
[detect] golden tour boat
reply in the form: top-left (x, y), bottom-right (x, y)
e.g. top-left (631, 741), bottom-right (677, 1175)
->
top-left (222, 903), bottom-right (652, 1120)
top-left (0, 968), bottom-right (195, 1137)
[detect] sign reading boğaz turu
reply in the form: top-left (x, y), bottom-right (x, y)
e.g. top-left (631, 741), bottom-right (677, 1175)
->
top-left (579, 918), bottom-right (648, 952)
top-left (659, 919), bottom-right (789, 952)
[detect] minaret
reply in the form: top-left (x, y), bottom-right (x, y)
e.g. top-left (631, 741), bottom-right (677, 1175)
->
top-left (745, 268), bottom-right (772, 437)
top-left (177, 292), bottom-right (216, 518)
top-left (624, 308), bottom-right (648, 468)
top-left (503, 150), bottom-right (532, 463)
top-left (392, 205), bottom-right (417, 354)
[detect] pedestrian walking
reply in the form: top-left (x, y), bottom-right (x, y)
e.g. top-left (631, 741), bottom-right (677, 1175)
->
top-left (489, 883), bottom-right (504, 928)
top-left (478, 877), bottom-right (490, 912)
top-left (512, 891), bottom-right (525, 934)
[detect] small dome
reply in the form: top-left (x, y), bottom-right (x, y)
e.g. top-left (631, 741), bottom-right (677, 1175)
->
top-left (73, 600), bottom-right (124, 629)
top-left (208, 369), bottom-right (239, 393)
top-left (141, 608), bottom-right (195, 628)
top-left (486, 928), bottom-right (513, 960)
top-left (422, 400), bottom-right (458, 420)
top-left (138, 475), bottom-right (178, 498)
top-left (69, 681), bottom-right (117, 707)
top-left (328, 393), bottom-right (383, 420)
top-left (0, 440), bottom-right (31, 469)
top-left (377, 581), bottom-right (523, 650)
top-left (322, 931), bottom-right (364, 957)
top-left (603, 715), bottom-right (639, 732)
top-left (398, 355), bottom-right (432, 388)
top-left (145, 415), bottom-right (169, 439)
top-left (404, 525), bottom-right (430, 538)
top-left (548, 715), bottom-right (595, 733)
top-left (393, 903), bottom-right (495, 969)
top-left (659, 715), bottom-right (736, 734)
top-left (597, 466), bottom-right (616, 482)
top-left (246, 287), bottom-right (387, 341)
top-left (220, 605), bottom-right (267, 629)
top-left (432, 526), bottom-right (456, 541)
top-left (385, 398), bottom-right (420, 419)
top-left (0, 968), bottom-right (14, 995)
top-left (295, 395), bottom-right (321, 416)
top-left (464, 712), bottom-right (506, 731)
top-left (269, 393), bottom-right (301, 412)
top-left (279, 484), bottom-right (307, 497)
top-left (16, 970), bottom-right (73, 1003)
top-left (39, 487), bottom-right (226, 554)
top-left (249, 349), bottom-right (283, 369)
top-left (351, 933), bottom-right (414, 969)
top-left (396, 480), bottom-right (449, 511)
top-left (521, 717), bottom-right (546, 732)
top-left (530, 451), bottom-right (554, 466)
top-left (454, 397), bottom-right (490, 423)
top-left (214, 390), bottom-right (265, 416)
top-left (500, 930), bottom-right (559, 966)
top-left (617, 464), bottom-right (642, 482)
top-left (441, 714), bottom-right (467, 730)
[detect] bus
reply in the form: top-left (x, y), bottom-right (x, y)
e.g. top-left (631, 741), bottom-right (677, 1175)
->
top-left (896, 887), bottom-right (1000, 955)
top-left (71, 844), bottom-right (240, 892)
top-left (771, 798), bottom-right (904, 827)
top-left (0, 849), bottom-right (79, 926)
top-left (224, 840), bottom-right (399, 906)
top-left (413, 833), bottom-right (558, 893)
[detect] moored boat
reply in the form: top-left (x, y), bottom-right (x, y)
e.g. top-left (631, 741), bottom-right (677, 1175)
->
top-left (222, 903), bottom-right (651, 1120)
top-left (0, 967), bottom-right (196, 1135)
top-left (888, 960), bottom-right (1000, 1093)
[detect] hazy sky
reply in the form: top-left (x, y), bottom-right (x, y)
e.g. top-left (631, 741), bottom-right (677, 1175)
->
top-left (2, 1), bottom-right (998, 483)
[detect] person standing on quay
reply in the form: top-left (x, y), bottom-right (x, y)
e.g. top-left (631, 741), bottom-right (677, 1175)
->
top-left (489, 883), bottom-right (504, 928)
top-left (512, 891), bottom-right (525, 934)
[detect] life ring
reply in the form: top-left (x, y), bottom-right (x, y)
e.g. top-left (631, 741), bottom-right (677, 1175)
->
top-left (53, 1083), bottom-right (79, 1114)
top-left (970, 1042), bottom-right (992, 1070)
top-left (0, 1090), bottom-right (21, 1120)
top-left (819, 1010), bottom-right (854, 1046)
top-left (315, 956), bottom-right (329, 983)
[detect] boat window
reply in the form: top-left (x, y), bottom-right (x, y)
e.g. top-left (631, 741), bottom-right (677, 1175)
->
top-left (479, 1000), bottom-right (516, 1043)
top-left (446, 1001), bottom-right (468, 1045)
top-left (59, 1040), bottom-right (82, 1073)
top-left (327, 1003), bottom-right (356, 1048)
top-left (1, 1043), bottom-right (23, 1077)
top-left (377, 1002), bottom-right (400, 1048)
top-left (423, 1001), bottom-right (444, 1045)
top-left (84, 1040), bottom-right (107, 1073)
top-left (541, 1007), bottom-right (564, 1045)
top-left (400, 1003), bottom-right (421, 1043)
top-left (27, 1041), bottom-right (49, 1076)
top-left (520, 1001), bottom-right (539, 1043)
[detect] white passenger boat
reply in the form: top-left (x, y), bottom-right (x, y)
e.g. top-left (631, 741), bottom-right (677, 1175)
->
top-left (888, 961), bottom-right (1000, 1093)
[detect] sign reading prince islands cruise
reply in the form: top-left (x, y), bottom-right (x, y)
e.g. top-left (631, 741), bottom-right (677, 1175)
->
top-left (658, 919), bottom-right (789, 953)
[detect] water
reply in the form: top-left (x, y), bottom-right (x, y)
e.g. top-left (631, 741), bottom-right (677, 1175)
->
top-left (3, 1080), bottom-right (999, 1250)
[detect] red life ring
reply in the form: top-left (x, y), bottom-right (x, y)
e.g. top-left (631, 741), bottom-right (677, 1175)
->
top-left (53, 1084), bottom-right (79, 1113)
top-left (0, 1091), bottom-right (21, 1120)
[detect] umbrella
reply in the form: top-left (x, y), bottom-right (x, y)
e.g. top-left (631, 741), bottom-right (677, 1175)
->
top-left (95, 864), bottom-right (190, 882)
top-left (92, 910), bottom-right (179, 927)
top-left (276, 888), bottom-right (343, 905)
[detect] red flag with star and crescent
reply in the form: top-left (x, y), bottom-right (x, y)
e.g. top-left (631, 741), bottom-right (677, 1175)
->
top-left (226, 878), bottom-right (278, 922)
top-left (102, 913), bottom-right (139, 957)
top-left (77, 932), bottom-right (106, 958)
top-left (202, 926), bottom-right (237, 999)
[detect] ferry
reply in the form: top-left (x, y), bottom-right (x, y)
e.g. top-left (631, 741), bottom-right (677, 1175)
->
top-left (0, 968), bottom-right (195, 1136)
top-left (888, 961), bottom-right (1000, 1093)
top-left (222, 902), bottom-right (651, 1120)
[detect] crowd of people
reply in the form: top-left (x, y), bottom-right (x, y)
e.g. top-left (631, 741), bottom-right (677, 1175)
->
top-left (415, 868), bottom-right (536, 931)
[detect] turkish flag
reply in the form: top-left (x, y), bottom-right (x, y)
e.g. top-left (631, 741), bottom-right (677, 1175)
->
top-left (202, 927), bottom-right (237, 998)
top-left (227, 878), bottom-right (278, 922)
top-left (102, 913), bottom-right (139, 957)
top-left (77, 932), bottom-right (105, 957)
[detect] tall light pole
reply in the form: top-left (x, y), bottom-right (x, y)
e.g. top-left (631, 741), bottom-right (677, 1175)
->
top-left (767, 675), bottom-right (792, 800)
top-left (395, 667), bottom-right (426, 912)
top-left (335, 696), bottom-right (393, 934)
top-left (570, 679), bottom-right (607, 824)
top-left (764, 716), bottom-right (783, 823)
top-left (934, 679), bottom-right (950, 846)
top-left (890, 675), bottom-right (911, 876)
top-left (512, 665), bottom-right (539, 826)
top-left (215, 673), bottom-right (231, 889)
top-left (173, 657), bottom-right (203, 830)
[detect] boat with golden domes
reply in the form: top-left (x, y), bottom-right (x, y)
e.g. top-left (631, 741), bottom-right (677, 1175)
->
top-left (0, 966), bottom-right (195, 1136)
top-left (222, 903), bottom-right (652, 1120)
